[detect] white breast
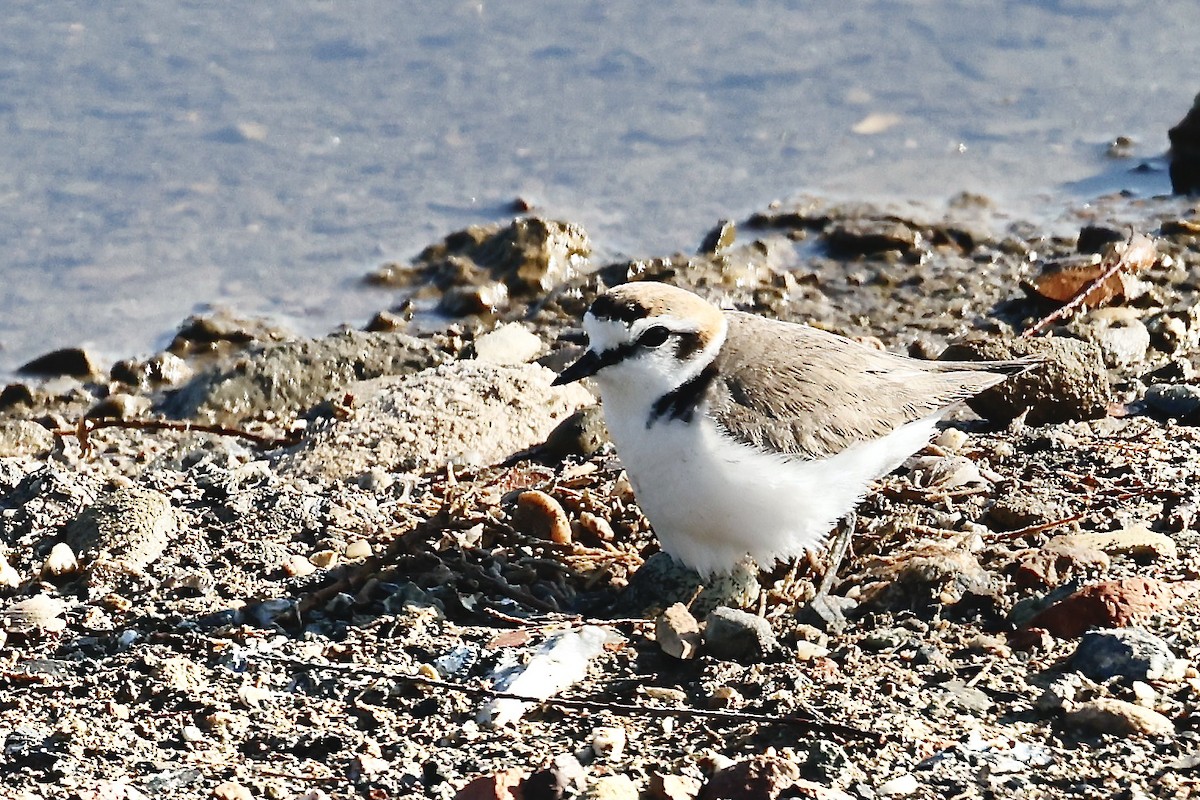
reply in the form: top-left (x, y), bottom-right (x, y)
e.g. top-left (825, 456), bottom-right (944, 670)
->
top-left (599, 382), bottom-right (940, 576)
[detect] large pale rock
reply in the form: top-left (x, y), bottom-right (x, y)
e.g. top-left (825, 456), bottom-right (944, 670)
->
top-left (279, 361), bottom-right (593, 480)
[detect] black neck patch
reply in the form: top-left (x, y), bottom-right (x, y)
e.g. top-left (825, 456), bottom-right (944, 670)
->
top-left (647, 363), bottom-right (719, 427)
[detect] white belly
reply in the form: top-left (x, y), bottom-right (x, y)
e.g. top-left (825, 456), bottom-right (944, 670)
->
top-left (601, 393), bottom-right (939, 576)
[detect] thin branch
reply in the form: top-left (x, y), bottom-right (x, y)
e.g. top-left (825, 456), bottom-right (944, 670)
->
top-left (1022, 233), bottom-right (1156, 338)
top-left (52, 417), bottom-right (302, 450)
top-left (252, 652), bottom-right (885, 745)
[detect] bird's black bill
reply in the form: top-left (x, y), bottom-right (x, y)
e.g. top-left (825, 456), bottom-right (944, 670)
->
top-left (552, 350), bottom-right (602, 385)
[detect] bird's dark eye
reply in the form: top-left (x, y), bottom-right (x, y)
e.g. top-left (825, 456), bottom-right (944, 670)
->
top-left (638, 326), bottom-right (671, 348)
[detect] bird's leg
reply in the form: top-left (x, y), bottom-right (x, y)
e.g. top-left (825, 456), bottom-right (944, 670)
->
top-left (815, 511), bottom-right (855, 598)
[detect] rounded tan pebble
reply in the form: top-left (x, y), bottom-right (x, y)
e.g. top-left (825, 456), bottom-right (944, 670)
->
top-left (586, 774), bottom-right (639, 800)
top-left (344, 539), bottom-right (373, 560)
top-left (212, 780), bottom-right (253, 800)
top-left (709, 686), bottom-right (744, 709)
top-left (284, 554), bottom-right (317, 577)
top-left (578, 511), bottom-right (615, 542)
top-left (1066, 697), bottom-right (1175, 737)
top-left (516, 489), bottom-right (572, 544)
top-left (308, 549), bottom-right (339, 569)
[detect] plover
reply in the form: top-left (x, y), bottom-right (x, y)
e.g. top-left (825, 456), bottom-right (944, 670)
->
top-left (554, 282), bottom-right (1037, 577)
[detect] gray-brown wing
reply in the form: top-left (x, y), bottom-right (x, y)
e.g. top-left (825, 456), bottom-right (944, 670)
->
top-left (706, 312), bottom-right (1029, 460)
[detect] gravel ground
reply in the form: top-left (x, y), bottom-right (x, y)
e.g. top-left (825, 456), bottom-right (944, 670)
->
top-left (2, 194), bottom-right (1200, 800)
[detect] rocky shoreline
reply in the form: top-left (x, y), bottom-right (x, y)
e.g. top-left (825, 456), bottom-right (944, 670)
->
top-left (2, 193), bottom-right (1200, 799)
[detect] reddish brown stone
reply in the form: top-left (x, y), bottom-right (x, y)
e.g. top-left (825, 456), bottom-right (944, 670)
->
top-left (1029, 578), bottom-right (1199, 638)
top-left (455, 768), bottom-right (526, 800)
top-left (699, 755), bottom-right (801, 800)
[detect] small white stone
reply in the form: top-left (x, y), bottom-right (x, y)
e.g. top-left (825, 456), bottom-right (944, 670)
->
top-left (933, 427), bottom-right (969, 451)
top-left (180, 724), bottom-right (205, 743)
top-left (344, 540), bottom-right (373, 560)
top-left (473, 323), bottom-right (543, 365)
top-left (877, 773), bottom-right (920, 796)
top-left (591, 725), bottom-right (627, 760)
top-left (0, 559), bottom-right (22, 589)
top-left (42, 543), bottom-right (78, 577)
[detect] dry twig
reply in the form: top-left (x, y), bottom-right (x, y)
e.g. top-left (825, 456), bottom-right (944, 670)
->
top-left (253, 652), bottom-right (885, 744)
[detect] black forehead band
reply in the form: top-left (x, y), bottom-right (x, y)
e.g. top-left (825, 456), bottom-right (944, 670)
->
top-left (588, 294), bottom-right (646, 324)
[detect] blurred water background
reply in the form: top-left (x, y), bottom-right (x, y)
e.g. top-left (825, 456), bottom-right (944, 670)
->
top-left (1, 1), bottom-right (1194, 371)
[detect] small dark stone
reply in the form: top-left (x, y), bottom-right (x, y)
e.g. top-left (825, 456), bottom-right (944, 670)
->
top-left (539, 406), bottom-right (609, 459)
top-left (1144, 383), bottom-right (1200, 424)
top-left (1169, 92), bottom-right (1200, 195)
top-left (0, 383), bottom-right (35, 410)
top-left (18, 348), bottom-right (100, 379)
top-left (704, 606), bottom-right (779, 662)
top-left (1070, 628), bottom-right (1185, 682)
top-left (698, 219), bottom-right (737, 254)
top-left (1076, 225), bottom-right (1125, 254)
top-left (798, 594), bottom-right (857, 634)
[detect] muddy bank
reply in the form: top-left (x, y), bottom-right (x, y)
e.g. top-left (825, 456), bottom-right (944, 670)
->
top-left (2, 194), bottom-right (1200, 798)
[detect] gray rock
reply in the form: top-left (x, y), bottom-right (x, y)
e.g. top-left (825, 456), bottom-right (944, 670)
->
top-left (1070, 628), bottom-right (1187, 682)
top-left (65, 487), bottom-right (180, 596)
top-left (618, 552), bottom-right (761, 618)
top-left (0, 421), bottom-right (55, 459)
top-left (164, 329), bottom-right (446, 425)
top-left (939, 336), bottom-right (1109, 425)
top-left (1073, 308), bottom-right (1149, 368)
top-left (704, 606), bottom-right (778, 662)
top-left (277, 361), bottom-right (593, 480)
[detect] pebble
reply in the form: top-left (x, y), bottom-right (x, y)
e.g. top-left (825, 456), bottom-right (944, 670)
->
top-left (939, 336), bottom-right (1109, 425)
top-left (656, 603), bottom-right (702, 660)
top-left (284, 554), bottom-right (317, 577)
top-left (703, 607), bottom-right (778, 662)
top-left (1070, 628), bottom-right (1188, 682)
top-left (1071, 525), bottom-right (1178, 560)
top-left (42, 542), bottom-right (79, 577)
top-left (522, 753), bottom-right (586, 799)
top-left (708, 686), bottom-right (744, 709)
top-left (587, 774), bottom-right (639, 800)
top-left (309, 549), bottom-right (339, 569)
top-left (515, 490), bottom-right (572, 545)
top-left (591, 725), bottom-right (627, 761)
top-left (700, 754), bottom-right (800, 800)
top-left (1066, 697), bottom-right (1175, 738)
top-left (798, 594), bottom-right (857, 634)
top-left (0, 420), bottom-right (55, 458)
top-left (18, 347), bottom-right (101, 379)
top-left (648, 774), bottom-right (703, 800)
top-left (0, 559), bottom-right (22, 589)
top-left (212, 781), bottom-right (253, 800)
top-left (1, 594), bottom-right (67, 633)
top-left (181, 724), bottom-right (205, 743)
top-left (1076, 307), bottom-right (1150, 368)
top-left (619, 553), bottom-right (760, 618)
top-left (1035, 674), bottom-right (1081, 713)
top-left (344, 539), bottom-right (373, 560)
top-left (876, 773), bottom-right (920, 797)
top-left (472, 322), bottom-right (543, 365)
top-left (1030, 577), bottom-right (1200, 637)
top-left (453, 768), bottom-right (526, 800)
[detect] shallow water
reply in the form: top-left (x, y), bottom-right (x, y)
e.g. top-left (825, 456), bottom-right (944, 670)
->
top-left (0, 1), bottom-right (1194, 372)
